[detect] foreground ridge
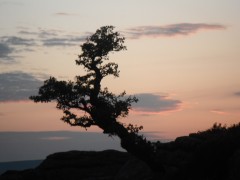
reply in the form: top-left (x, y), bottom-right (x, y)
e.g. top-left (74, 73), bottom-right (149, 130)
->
top-left (1, 123), bottom-right (240, 180)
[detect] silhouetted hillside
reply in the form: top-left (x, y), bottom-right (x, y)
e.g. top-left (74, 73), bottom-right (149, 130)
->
top-left (1, 123), bottom-right (240, 180)
top-left (154, 123), bottom-right (240, 179)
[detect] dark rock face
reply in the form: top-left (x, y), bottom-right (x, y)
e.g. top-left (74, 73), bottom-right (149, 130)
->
top-left (0, 150), bottom-right (155, 180)
top-left (39, 150), bottom-right (130, 179)
top-left (1, 146), bottom-right (240, 180)
top-left (228, 150), bottom-right (240, 180)
top-left (115, 158), bottom-right (153, 180)
top-left (152, 123), bottom-right (240, 180)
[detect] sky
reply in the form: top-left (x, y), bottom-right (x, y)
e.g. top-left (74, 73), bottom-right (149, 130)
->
top-left (0, 131), bottom-right (123, 162)
top-left (0, 0), bottom-right (240, 141)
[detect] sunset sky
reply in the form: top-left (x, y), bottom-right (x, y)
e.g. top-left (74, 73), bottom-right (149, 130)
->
top-left (1, 0), bottom-right (240, 140)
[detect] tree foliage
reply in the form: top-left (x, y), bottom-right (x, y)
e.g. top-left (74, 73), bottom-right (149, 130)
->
top-left (30, 26), bottom-right (140, 132)
top-left (30, 26), bottom-right (154, 154)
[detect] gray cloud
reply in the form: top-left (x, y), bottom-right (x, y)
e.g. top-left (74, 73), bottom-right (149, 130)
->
top-left (42, 38), bottom-right (75, 47)
top-left (0, 29), bottom-right (87, 63)
top-left (0, 72), bottom-right (43, 102)
top-left (19, 28), bottom-right (86, 47)
top-left (0, 43), bottom-right (13, 58)
top-left (18, 30), bottom-right (39, 36)
top-left (1, 36), bottom-right (36, 46)
top-left (125, 23), bottom-right (226, 39)
top-left (2, 23), bottom-right (224, 61)
top-left (0, 36), bottom-right (36, 62)
top-left (133, 93), bottom-right (182, 113)
top-left (19, 29), bottom-right (59, 39)
top-left (234, 92), bottom-right (240, 96)
top-left (42, 36), bottom-right (86, 47)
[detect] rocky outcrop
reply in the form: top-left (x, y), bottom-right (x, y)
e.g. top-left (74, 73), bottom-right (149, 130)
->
top-left (115, 158), bottom-right (154, 180)
top-left (2, 146), bottom-right (240, 180)
top-left (0, 150), bottom-right (155, 180)
top-left (228, 149), bottom-right (240, 180)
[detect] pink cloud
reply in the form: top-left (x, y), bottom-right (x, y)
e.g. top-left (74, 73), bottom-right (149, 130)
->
top-left (125, 23), bottom-right (226, 39)
top-left (210, 109), bottom-right (228, 115)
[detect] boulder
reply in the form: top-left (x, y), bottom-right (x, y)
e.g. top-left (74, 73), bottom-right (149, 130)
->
top-left (115, 158), bottom-right (154, 180)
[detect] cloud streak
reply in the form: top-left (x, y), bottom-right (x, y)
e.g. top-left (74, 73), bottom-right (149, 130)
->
top-left (210, 109), bottom-right (228, 115)
top-left (19, 29), bottom-right (59, 38)
top-left (42, 36), bottom-right (86, 47)
top-left (0, 30), bottom-right (85, 61)
top-left (19, 28), bottom-right (87, 47)
top-left (133, 93), bottom-right (182, 114)
top-left (0, 43), bottom-right (13, 61)
top-left (0, 23), bottom-right (226, 62)
top-left (40, 136), bottom-right (71, 141)
top-left (0, 72), bottom-right (43, 102)
top-left (124, 23), bottom-right (226, 39)
top-left (0, 36), bottom-right (36, 62)
top-left (1, 36), bottom-right (35, 46)
top-left (54, 12), bottom-right (77, 16)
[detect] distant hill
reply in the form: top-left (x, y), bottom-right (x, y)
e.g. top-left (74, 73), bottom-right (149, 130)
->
top-left (0, 160), bottom-right (42, 175)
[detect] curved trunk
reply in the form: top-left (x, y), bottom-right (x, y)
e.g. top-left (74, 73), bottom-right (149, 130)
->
top-left (95, 116), bottom-right (164, 172)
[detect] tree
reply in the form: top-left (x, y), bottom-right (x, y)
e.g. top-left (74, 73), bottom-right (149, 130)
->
top-left (30, 26), bottom-right (161, 170)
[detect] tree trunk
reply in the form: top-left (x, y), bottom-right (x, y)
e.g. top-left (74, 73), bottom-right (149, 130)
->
top-left (95, 116), bottom-right (164, 172)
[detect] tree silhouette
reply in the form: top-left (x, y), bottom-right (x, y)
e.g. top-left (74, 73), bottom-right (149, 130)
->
top-left (30, 26), bottom-right (160, 170)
